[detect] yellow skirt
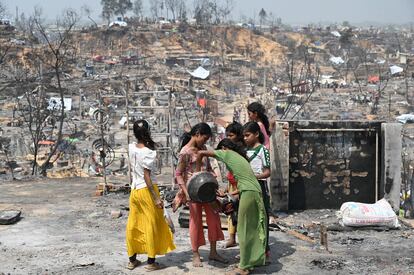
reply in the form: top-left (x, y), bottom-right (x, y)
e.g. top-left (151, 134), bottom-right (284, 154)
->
top-left (126, 185), bottom-right (176, 258)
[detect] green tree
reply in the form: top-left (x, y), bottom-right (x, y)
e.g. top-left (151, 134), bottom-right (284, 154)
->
top-left (193, 0), bottom-right (213, 25)
top-left (115, 0), bottom-right (132, 18)
top-left (259, 8), bottom-right (267, 27)
top-left (150, 0), bottom-right (161, 20)
top-left (339, 28), bottom-right (353, 47)
top-left (82, 5), bottom-right (98, 28)
top-left (101, 0), bottom-right (132, 21)
top-left (259, 8), bottom-right (267, 25)
top-left (0, 1), bottom-right (6, 18)
top-left (132, 0), bottom-right (143, 19)
top-left (177, 0), bottom-right (187, 21)
top-left (101, 0), bottom-right (115, 23)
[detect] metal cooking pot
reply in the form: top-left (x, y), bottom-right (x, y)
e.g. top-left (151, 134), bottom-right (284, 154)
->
top-left (187, 171), bottom-right (218, 203)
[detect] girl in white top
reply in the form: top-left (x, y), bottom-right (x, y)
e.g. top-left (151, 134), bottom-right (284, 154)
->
top-left (129, 143), bottom-right (156, 190)
top-left (126, 120), bottom-right (175, 271)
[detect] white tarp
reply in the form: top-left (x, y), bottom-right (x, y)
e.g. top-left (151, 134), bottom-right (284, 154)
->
top-left (88, 107), bottom-right (98, 117)
top-left (396, 114), bottom-right (414, 124)
top-left (390, 65), bottom-right (403, 75)
top-left (109, 20), bottom-right (127, 27)
top-left (321, 75), bottom-right (336, 84)
top-left (329, 56), bottom-right (345, 65)
top-left (188, 66), bottom-right (210, 79)
top-left (118, 116), bottom-right (127, 127)
top-left (331, 31), bottom-right (341, 37)
top-left (48, 97), bottom-right (72, 111)
top-left (321, 75), bottom-right (333, 80)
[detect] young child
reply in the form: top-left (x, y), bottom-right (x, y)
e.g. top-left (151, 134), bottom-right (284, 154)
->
top-left (243, 121), bottom-right (271, 258)
top-left (174, 122), bottom-right (227, 267)
top-left (126, 120), bottom-right (176, 271)
top-left (247, 102), bottom-right (271, 149)
top-left (224, 122), bottom-right (244, 248)
top-left (196, 139), bottom-right (267, 275)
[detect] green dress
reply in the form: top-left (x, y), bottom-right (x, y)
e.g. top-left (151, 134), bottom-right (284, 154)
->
top-left (214, 150), bottom-right (267, 270)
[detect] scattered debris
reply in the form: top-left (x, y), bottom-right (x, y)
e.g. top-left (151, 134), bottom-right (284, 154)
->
top-left (311, 258), bottom-right (345, 270)
top-left (340, 237), bottom-right (364, 245)
top-left (74, 262), bottom-right (95, 269)
top-left (287, 229), bottom-right (316, 244)
top-left (110, 210), bottom-right (122, 219)
top-left (0, 210), bottom-right (21, 225)
top-left (398, 217), bottom-right (414, 229)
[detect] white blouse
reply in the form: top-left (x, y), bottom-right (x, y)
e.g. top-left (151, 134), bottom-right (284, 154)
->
top-left (129, 143), bottom-right (156, 190)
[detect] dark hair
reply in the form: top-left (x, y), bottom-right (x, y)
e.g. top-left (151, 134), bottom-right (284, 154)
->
top-left (243, 121), bottom-right (265, 144)
top-left (133, 119), bottom-right (156, 150)
top-left (247, 102), bottom-right (270, 136)
top-left (180, 122), bottom-right (212, 149)
top-left (225, 122), bottom-right (244, 144)
top-left (216, 138), bottom-right (248, 160)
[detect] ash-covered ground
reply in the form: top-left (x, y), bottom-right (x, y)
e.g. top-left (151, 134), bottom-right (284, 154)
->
top-left (1, 177), bottom-right (413, 275)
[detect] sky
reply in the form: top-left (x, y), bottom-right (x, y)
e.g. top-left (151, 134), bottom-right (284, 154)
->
top-left (2, 0), bottom-right (414, 25)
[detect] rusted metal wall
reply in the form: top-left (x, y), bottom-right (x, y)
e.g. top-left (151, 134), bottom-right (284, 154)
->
top-left (287, 121), bottom-right (383, 210)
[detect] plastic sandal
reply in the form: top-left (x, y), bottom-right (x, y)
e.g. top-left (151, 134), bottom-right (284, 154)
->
top-left (127, 260), bottom-right (141, 270)
top-left (145, 262), bottom-right (165, 271)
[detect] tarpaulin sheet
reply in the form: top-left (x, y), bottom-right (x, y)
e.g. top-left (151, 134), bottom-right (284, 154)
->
top-left (188, 66), bottom-right (210, 79)
top-left (390, 65), bottom-right (403, 75)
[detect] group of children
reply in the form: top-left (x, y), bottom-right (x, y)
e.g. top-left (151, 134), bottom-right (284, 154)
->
top-left (125, 102), bottom-right (273, 275)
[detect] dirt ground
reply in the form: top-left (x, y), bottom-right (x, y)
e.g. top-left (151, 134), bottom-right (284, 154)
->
top-left (1, 176), bottom-right (414, 275)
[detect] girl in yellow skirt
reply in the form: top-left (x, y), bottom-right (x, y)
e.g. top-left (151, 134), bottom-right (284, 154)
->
top-left (126, 120), bottom-right (176, 271)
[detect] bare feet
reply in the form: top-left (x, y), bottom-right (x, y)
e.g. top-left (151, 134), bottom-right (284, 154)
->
top-left (192, 252), bottom-right (203, 267)
top-left (209, 253), bottom-right (229, 264)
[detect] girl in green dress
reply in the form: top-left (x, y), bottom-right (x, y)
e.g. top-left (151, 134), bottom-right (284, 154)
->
top-left (196, 139), bottom-right (266, 275)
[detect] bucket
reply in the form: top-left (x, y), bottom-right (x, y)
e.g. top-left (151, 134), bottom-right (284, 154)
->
top-left (187, 171), bottom-right (218, 203)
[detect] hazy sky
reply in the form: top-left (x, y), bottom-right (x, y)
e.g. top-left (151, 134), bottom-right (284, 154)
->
top-left (3, 0), bottom-right (414, 25)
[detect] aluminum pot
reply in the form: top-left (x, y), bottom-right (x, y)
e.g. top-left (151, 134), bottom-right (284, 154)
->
top-left (187, 171), bottom-right (218, 203)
